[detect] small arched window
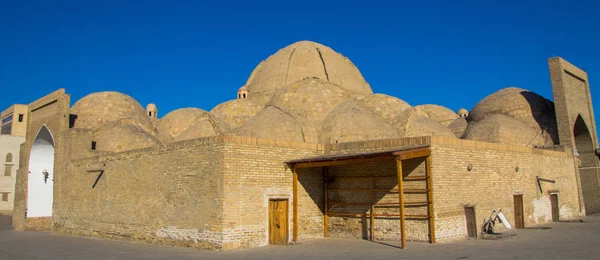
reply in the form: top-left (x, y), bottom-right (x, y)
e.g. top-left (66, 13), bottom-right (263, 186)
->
top-left (238, 94), bottom-right (241, 99)
top-left (243, 93), bottom-right (246, 99)
top-left (149, 112), bottom-right (152, 116)
top-left (5, 153), bottom-right (12, 163)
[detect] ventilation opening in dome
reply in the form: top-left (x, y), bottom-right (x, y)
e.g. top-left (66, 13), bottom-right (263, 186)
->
top-left (91, 141), bottom-right (97, 151)
top-left (69, 114), bottom-right (78, 128)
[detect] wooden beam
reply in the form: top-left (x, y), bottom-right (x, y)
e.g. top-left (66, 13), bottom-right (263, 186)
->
top-left (426, 155), bottom-right (435, 244)
top-left (91, 170), bottom-right (105, 189)
top-left (327, 176), bottom-right (396, 179)
top-left (394, 147), bottom-right (431, 160)
top-left (396, 159), bottom-right (406, 249)
top-left (293, 165), bottom-right (298, 242)
top-left (323, 167), bottom-right (329, 238)
top-left (328, 212), bottom-right (403, 217)
top-left (294, 155), bottom-right (396, 169)
top-left (327, 188), bottom-right (403, 192)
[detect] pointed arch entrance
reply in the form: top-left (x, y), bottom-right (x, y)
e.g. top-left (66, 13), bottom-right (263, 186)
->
top-left (573, 115), bottom-right (600, 214)
top-left (27, 125), bottom-right (55, 217)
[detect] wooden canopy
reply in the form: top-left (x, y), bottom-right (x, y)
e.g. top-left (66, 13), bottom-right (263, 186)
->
top-left (286, 145), bottom-right (434, 249)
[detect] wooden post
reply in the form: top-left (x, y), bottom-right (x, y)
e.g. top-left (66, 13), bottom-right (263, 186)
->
top-left (293, 165), bottom-right (298, 242)
top-left (370, 176), bottom-right (375, 241)
top-left (426, 155), bottom-right (435, 244)
top-left (396, 159), bottom-right (406, 249)
top-left (324, 167), bottom-right (329, 238)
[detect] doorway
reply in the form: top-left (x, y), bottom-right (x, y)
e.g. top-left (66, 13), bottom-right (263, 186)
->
top-left (550, 193), bottom-right (559, 222)
top-left (269, 199), bottom-right (288, 245)
top-left (27, 126), bottom-right (55, 217)
top-left (464, 206), bottom-right (477, 238)
top-left (573, 115), bottom-right (600, 214)
top-left (513, 195), bottom-right (524, 229)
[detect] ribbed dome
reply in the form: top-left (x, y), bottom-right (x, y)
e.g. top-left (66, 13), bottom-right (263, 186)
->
top-left (267, 78), bottom-right (356, 126)
top-left (244, 41), bottom-right (373, 102)
top-left (463, 114), bottom-right (552, 147)
top-left (158, 108), bottom-right (229, 141)
top-left (211, 99), bottom-right (263, 129)
top-left (70, 91), bottom-right (147, 130)
top-left (92, 121), bottom-right (162, 152)
top-left (320, 100), bottom-right (398, 144)
top-left (360, 94), bottom-right (411, 122)
top-left (448, 118), bottom-right (468, 138)
top-left (231, 106), bottom-right (305, 142)
top-left (393, 109), bottom-right (456, 138)
top-left (469, 87), bottom-right (558, 144)
top-left (173, 116), bottom-right (229, 141)
top-left (399, 105), bottom-right (458, 127)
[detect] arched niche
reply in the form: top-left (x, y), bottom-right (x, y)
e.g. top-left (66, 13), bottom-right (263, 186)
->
top-left (573, 115), bottom-right (600, 214)
top-left (27, 125), bottom-right (55, 217)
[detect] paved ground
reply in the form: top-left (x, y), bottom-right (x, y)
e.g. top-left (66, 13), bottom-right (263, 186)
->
top-left (1, 214), bottom-right (599, 259)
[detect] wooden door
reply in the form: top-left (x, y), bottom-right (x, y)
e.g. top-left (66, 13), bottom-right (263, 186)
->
top-left (551, 194), bottom-right (559, 222)
top-left (269, 199), bottom-right (288, 245)
top-left (464, 207), bottom-right (477, 238)
top-left (513, 195), bottom-right (524, 229)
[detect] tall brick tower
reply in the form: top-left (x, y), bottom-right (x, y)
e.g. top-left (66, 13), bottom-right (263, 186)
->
top-left (549, 57), bottom-right (600, 214)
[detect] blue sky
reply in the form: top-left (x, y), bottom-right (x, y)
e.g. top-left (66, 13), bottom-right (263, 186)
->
top-left (1, 0), bottom-right (599, 121)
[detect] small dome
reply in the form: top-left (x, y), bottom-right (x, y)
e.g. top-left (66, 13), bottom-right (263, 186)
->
top-left (457, 108), bottom-right (469, 118)
top-left (158, 108), bottom-right (229, 141)
top-left (92, 122), bottom-right (162, 152)
top-left (360, 94), bottom-right (411, 122)
top-left (320, 100), bottom-right (398, 144)
top-left (469, 87), bottom-right (558, 143)
top-left (244, 41), bottom-right (373, 101)
top-left (211, 99), bottom-right (263, 129)
top-left (70, 91), bottom-right (147, 129)
top-left (393, 109), bottom-right (456, 138)
top-left (448, 118), bottom-right (468, 138)
top-left (396, 105), bottom-right (458, 127)
top-left (231, 106), bottom-right (305, 142)
top-left (463, 114), bottom-right (552, 147)
top-left (173, 116), bottom-right (229, 141)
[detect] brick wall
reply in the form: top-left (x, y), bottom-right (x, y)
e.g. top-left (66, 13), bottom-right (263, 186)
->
top-left (0, 135), bottom-right (24, 214)
top-left (430, 136), bottom-right (582, 240)
top-left (220, 136), bottom-right (323, 249)
top-left (53, 137), bottom-right (224, 249)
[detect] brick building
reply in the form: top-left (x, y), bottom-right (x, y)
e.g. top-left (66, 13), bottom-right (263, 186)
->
top-left (7, 41), bottom-right (599, 250)
top-left (0, 104), bottom-right (28, 214)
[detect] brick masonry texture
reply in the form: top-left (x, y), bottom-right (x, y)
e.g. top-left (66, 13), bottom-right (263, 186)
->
top-left (13, 89), bottom-right (70, 232)
top-left (430, 136), bottom-right (582, 240)
top-left (54, 137), bottom-right (224, 249)
top-left (0, 135), bottom-right (24, 214)
top-left (549, 57), bottom-right (600, 214)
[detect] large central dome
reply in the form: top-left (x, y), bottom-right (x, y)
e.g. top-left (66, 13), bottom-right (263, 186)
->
top-left (244, 41), bottom-right (373, 101)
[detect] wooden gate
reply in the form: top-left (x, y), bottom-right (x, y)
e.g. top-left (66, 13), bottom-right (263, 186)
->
top-left (550, 194), bottom-right (559, 222)
top-left (269, 199), bottom-right (288, 245)
top-left (464, 207), bottom-right (477, 238)
top-left (513, 195), bottom-right (524, 229)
